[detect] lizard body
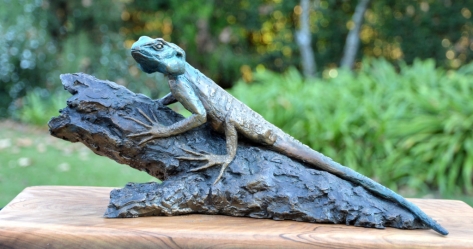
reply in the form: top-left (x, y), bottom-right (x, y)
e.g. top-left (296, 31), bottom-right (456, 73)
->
top-left (128, 36), bottom-right (448, 235)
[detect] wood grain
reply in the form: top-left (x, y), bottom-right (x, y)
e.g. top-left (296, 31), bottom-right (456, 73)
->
top-left (0, 186), bottom-right (472, 249)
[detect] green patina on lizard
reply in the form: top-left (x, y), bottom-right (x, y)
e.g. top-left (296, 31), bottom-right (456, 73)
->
top-left (128, 36), bottom-right (448, 235)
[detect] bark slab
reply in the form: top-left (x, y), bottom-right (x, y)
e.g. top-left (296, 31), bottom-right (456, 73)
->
top-left (48, 73), bottom-right (427, 230)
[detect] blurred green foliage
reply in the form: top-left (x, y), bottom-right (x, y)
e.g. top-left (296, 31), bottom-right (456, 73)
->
top-left (15, 88), bottom-right (68, 126)
top-left (0, 0), bottom-right (53, 117)
top-left (2, 0), bottom-right (473, 118)
top-left (0, 0), bottom-right (168, 118)
top-left (231, 58), bottom-right (473, 197)
top-left (123, 0), bottom-right (473, 82)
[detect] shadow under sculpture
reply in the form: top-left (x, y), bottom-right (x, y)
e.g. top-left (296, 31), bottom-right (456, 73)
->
top-left (48, 37), bottom-right (447, 235)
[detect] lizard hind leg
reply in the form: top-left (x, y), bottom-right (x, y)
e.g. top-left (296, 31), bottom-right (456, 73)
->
top-left (177, 121), bottom-right (238, 185)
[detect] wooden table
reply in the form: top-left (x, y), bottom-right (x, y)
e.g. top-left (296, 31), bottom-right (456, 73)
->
top-left (0, 186), bottom-right (472, 248)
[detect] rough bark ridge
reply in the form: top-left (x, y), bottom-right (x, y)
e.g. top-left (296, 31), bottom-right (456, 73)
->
top-left (48, 73), bottom-right (428, 231)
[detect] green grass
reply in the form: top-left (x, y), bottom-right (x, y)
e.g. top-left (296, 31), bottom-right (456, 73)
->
top-left (0, 120), bottom-right (154, 207)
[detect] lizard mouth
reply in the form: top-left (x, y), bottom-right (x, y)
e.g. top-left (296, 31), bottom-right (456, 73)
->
top-left (131, 48), bottom-right (149, 63)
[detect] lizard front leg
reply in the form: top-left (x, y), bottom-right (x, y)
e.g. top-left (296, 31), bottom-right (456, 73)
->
top-left (178, 119), bottom-right (238, 184)
top-left (157, 92), bottom-right (178, 106)
top-left (127, 78), bottom-right (207, 145)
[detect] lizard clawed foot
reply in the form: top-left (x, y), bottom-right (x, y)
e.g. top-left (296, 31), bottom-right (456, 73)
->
top-left (177, 148), bottom-right (232, 184)
top-left (125, 108), bottom-right (167, 145)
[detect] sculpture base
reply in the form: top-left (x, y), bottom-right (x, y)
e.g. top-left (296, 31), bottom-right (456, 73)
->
top-left (48, 73), bottom-right (445, 232)
top-left (0, 186), bottom-right (471, 248)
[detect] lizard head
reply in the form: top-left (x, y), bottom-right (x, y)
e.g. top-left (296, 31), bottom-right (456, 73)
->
top-left (131, 36), bottom-right (186, 76)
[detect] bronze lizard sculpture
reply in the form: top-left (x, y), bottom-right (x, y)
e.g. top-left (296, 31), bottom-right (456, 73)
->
top-left (127, 36), bottom-right (448, 235)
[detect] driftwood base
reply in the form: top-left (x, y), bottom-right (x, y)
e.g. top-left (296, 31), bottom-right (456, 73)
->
top-left (47, 73), bottom-right (442, 232)
top-left (0, 186), bottom-right (471, 248)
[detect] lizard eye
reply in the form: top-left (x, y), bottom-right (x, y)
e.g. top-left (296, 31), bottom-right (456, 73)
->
top-left (153, 43), bottom-right (164, 50)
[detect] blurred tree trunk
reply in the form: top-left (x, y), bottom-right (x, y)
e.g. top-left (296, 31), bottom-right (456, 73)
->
top-left (340, 0), bottom-right (370, 70)
top-left (296, 0), bottom-right (316, 78)
top-left (196, 18), bottom-right (215, 53)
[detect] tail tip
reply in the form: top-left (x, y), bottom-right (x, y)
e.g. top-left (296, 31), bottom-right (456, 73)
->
top-left (431, 224), bottom-right (449, 236)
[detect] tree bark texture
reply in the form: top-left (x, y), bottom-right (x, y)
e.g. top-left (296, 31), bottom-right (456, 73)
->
top-left (48, 73), bottom-right (428, 231)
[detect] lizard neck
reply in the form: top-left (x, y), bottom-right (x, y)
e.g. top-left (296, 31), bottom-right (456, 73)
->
top-left (167, 62), bottom-right (196, 83)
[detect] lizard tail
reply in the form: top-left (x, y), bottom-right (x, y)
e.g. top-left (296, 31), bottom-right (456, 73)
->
top-left (272, 135), bottom-right (448, 235)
